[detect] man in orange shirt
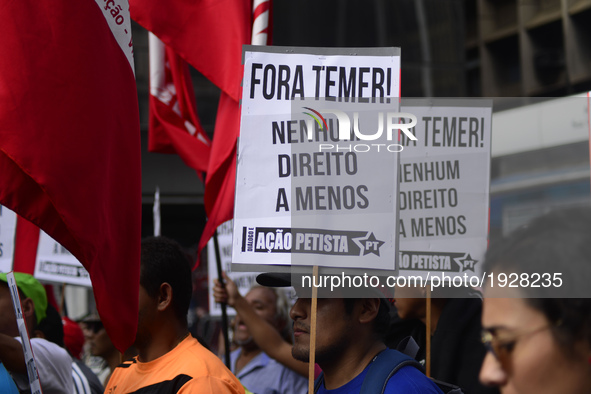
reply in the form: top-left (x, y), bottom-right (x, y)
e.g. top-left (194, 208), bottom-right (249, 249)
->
top-left (104, 237), bottom-right (244, 394)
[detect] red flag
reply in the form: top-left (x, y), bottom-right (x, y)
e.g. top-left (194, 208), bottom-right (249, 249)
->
top-left (0, 0), bottom-right (141, 351)
top-left (197, 93), bottom-right (241, 262)
top-left (130, 0), bottom-right (272, 266)
top-left (13, 216), bottom-right (72, 314)
top-left (131, 0), bottom-right (252, 102)
top-left (13, 216), bottom-right (40, 275)
top-left (149, 34), bottom-right (211, 176)
top-left (197, 0), bottom-right (273, 265)
top-left (251, 0), bottom-right (273, 46)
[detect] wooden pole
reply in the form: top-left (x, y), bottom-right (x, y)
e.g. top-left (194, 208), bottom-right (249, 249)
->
top-left (213, 230), bottom-right (231, 370)
top-left (59, 283), bottom-right (66, 315)
top-left (425, 285), bottom-right (431, 377)
top-left (308, 265), bottom-right (319, 394)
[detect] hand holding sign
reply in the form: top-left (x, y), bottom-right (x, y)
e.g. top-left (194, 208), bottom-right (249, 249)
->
top-left (213, 272), bottom-right (239, 307)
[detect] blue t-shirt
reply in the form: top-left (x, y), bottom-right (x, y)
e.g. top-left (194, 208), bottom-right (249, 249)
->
top-left (230, 348), bottom-right (308, 394)
top-left (317, 364), bottom-right (443, 394)
top-left (0, 363), bottom-right (19, 394)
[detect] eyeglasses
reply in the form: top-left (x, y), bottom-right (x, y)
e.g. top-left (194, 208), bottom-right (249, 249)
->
top-left (481, 324), bottom-right (554, 366)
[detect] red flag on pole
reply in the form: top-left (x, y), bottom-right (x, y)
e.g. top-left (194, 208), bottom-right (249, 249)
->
top-left (130, 0), bottom-right (272, 266)
top-left (197, 93), bottom-right (241, 263)
top-left (13, 216), bottom-right (40, 276)
top-left (131, 0), bottom-right (252, 102)
top-left (251, 0), bottom-right (273, 46)
top-left (0, 0), bottom-right (141, 352)
top-left (148, 34), bottom-right (211, 177)
top-left (198, 0), bottom-right (273, 265)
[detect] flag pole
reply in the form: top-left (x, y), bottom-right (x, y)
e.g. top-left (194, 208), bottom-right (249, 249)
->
top-left (425, 286), bottom-right (431, 377)
top-left (153, 186), bottom-right (161, 237)
top-left (213, 229), bottom-right (231, 369)
top-left (60, 283), bottom-right (67, 315)
top-left (308, 265), bottom-right (318, 393)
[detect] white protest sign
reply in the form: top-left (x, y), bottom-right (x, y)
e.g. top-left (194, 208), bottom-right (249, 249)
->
top-left (0, 205), bottom-right (16, 273)
top-left (7, 272), bottom-right (43, 394)
top-left (207, 220), bottom-right (261, 316)
top-left (34, 231), bottom-right (91, 287)
top-left (233, 46), bottom-right (401, 271)
top-left (398, 100), bottom-right (492, 279)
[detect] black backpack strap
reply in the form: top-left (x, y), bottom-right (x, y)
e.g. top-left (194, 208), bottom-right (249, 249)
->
top-left (360, 349), bottom-right (424, 394)
top-left (396, 338), bottom-right (465, 393)
top-left (430, 378), bottom-right (464, 394)
top-left (313, 371), bottom-right (324, 393)
top-left (396, 335), bottom-right (420, 360)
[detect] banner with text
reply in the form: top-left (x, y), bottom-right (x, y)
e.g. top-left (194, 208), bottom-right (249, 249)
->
top-left (34, 231), bottom-right (91, 287)
top-left (207, 220), bottom-right (261, 316)
top-left (8, 272), bottom-right (43, 393)
top-left (398, 99), bottom-right (492, 279)
top-left (233, 46), bottom-right (401, 272)
top-left (0, 205), bottom-right (16, 272)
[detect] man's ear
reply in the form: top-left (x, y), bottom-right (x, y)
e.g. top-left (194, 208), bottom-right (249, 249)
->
top-left (358, 298), bottom-right (380, 325)
top-left (22, 298), bottom-right (36, 324)
top-left (157, 283), bottom-right (173, 312)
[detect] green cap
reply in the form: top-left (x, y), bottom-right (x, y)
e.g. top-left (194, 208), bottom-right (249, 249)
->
top-left (0, 272), bottom-right (47, 324)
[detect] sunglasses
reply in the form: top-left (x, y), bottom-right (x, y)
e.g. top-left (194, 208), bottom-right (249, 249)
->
top-left (481, 324), bottom-right (555, 366)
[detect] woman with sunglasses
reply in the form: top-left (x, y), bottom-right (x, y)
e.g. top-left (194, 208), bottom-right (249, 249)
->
top-left (479, 207), bottom-right (591, 394)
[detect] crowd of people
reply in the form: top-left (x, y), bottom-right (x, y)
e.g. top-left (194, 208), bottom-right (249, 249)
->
top-left (0, 207), bottom-right (589, 393)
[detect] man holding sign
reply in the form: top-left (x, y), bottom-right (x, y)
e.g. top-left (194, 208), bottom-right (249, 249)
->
top-left (0, 272), bottom-right (73, 393)
top-left (257, 273), bottom-right (443, 393)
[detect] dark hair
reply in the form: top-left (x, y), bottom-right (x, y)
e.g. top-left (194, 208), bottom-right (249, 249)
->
top-left (343, 298), bottom-right (391, 340)
top-left (484, 207), bottom-right (591, 348)
top-left (35, 304), bottom-right (65, 348)
top-left (140, 236), bottom-right (193, 324)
